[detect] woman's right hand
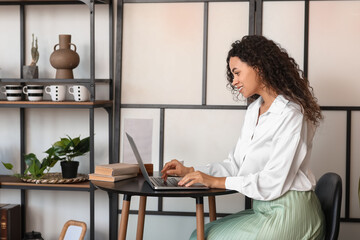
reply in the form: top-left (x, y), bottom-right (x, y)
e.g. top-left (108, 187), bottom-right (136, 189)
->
top-left (161, 159), bottom-right (194, 181)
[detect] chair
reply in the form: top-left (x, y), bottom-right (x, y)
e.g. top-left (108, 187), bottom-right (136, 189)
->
top-left (59, 220), bottom-right (87, 240)
top-left (315, 172), bottom-right (342, 240)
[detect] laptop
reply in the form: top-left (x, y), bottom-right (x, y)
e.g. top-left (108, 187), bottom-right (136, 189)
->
top-left (126, 133), bottom-right (209, 190)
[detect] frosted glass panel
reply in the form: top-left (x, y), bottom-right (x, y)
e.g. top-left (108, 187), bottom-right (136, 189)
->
top-left (25, 5), bottom-right (110, 79)
top-left (263, 1), bottom-right (305, 70)
top-left (163, 197), bottom-right (197, 212)
top-left (0, 6), bottom-right (20, 78)
top-left (120, 108), bottom-right (161, 171)
top-left (308, 1), bottom-right (360, 106)
top-left (350, 112), bottom-right (360, 218)
top-left (125, 215), bottom-right (196, 240)
top-left (122, 3), bottom-right (204, 104)
top-left (207, 2), bottom-right (249, 106)
top-left (164, 109), bottom-right (246, 167)
top-left (311, 111), bottom-right (346, 217)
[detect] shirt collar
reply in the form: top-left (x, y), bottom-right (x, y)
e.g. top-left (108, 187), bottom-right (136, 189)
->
top-left (256, 94), bottom-right (289, 115)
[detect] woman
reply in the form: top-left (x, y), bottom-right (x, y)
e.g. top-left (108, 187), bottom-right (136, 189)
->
top-left (161, 35), bottom-right (325, 239)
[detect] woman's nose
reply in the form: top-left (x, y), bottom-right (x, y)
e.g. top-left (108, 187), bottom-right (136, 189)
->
top-left (232, 78), bottom-right (238, 86)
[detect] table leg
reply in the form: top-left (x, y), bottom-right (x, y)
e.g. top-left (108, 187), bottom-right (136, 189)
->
top-left (196, 197), bottom-right (205, 240)
top-left (108, 192), bottom-right (119, 240)
top-left (118, 195), bottom-right (131, 240)
top-left (136, 196), bottom-right (147, 240)
top-left (208, 196), bottom-right (216, 222)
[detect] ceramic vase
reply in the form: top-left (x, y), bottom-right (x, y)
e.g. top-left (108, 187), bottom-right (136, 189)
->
top-left (50, 34), bottom-right (80, 79)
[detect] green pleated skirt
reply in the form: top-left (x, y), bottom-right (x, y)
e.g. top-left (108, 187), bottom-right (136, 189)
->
top-left (190, 190), bottom-right (325, 240)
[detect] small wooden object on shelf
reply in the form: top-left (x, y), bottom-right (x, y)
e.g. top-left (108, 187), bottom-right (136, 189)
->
top-left (0, 204), bottom-right (21, 240)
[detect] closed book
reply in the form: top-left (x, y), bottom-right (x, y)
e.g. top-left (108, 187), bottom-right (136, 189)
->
top-left (0, 204), bottom-right (21, 240)
top-left (95, 163), bottom-right (139, 176)
top-left (88, 173), bottom-right (137, 182)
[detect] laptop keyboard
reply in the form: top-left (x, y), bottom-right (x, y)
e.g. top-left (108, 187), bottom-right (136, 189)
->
top-left (151, 177), bottom-right (179, 187)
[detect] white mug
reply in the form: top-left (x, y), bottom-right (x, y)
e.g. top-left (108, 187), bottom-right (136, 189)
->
top-left (23, 85), bottom-right (44, 101)
top-left (68, 85), bottom-right (90, 102)
top-left (1, 85), bottom-right (22, 101)
top-left (45, 85), bottom-right (66, 101)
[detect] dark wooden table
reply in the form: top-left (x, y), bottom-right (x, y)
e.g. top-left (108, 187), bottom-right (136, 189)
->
top-left (92, 176), bottom-right (237, 240)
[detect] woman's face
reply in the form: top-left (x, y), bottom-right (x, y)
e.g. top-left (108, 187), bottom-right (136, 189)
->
top-left (229, 57), bottom-right (263, 99)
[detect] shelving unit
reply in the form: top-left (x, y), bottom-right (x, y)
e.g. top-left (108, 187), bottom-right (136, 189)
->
top-left (0, 0), bottom-right (114, 239)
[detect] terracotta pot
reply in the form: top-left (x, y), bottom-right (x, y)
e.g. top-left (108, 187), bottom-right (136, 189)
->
top-left (50, 34), bottom-right (80, 79)
top-left (60, 161), bottom-right (79, 179)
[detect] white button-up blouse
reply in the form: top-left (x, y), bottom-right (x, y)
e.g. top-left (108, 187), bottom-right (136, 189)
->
top-left (195, 95), bottom-right (317, 201)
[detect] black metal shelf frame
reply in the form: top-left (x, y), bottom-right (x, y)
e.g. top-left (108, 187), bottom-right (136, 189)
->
top-left (113, 0), bottom-right (360, 235)
top-left (0, 0), bottom-right (114, 239)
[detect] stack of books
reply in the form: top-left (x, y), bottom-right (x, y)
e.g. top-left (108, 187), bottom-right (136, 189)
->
top-left (88, 163), bottom-right (139, 182)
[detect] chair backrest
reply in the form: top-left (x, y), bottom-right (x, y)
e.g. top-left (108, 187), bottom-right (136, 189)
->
top-left (59, 220), bottom-right (87, 240)
top-left (315, 172), bottom-right (342, 240)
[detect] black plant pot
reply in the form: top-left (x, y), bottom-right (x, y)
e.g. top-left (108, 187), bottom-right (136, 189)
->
top-left (60, 161), bottom-right (79, 179)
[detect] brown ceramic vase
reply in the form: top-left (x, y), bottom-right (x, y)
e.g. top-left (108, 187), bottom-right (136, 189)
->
top-left (50, 34), bottom-right (80, 79)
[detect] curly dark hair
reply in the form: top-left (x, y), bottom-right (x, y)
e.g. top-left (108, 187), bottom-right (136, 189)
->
top-left (226, 35), bottom-right (322, 126)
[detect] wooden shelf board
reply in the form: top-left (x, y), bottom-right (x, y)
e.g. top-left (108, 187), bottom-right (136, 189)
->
top-left (0, 175), bottom-right (91, 189)
top-left (0, 78), bottom-right (111, 83)
top-left (0, 100), bottom-right (112, 108)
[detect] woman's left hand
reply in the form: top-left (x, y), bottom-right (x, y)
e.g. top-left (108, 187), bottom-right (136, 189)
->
top-left (178, 171), bottom-right (226, 189)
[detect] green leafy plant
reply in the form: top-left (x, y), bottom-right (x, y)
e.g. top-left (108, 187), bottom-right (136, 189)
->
top-left (50, 135), bottom-right (90, 162)
top-left (1, 135), bottom-right (90, 179)
top-left (23, 153), bottom-right (58, 179)
top-left (1, 162), bottom-right (21, 178)
top-left (1, 152), bottom-right (57, 179)
top-left (2, 162), bottom-right (13, 171)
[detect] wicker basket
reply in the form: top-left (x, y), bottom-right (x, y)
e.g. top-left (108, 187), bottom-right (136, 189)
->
top-left (21, 173), bottom-right (88, 184)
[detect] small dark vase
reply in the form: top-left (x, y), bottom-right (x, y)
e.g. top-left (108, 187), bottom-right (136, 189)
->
top-left (60, 161), bottom-right (79, 179)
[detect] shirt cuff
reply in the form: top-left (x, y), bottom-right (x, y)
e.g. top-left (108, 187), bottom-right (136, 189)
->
top-left (225, 176), bottom-right (242, 192)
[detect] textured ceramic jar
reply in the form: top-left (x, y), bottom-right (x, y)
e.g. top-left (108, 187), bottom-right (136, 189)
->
top-left (49, 34), bottom-right (80, 79)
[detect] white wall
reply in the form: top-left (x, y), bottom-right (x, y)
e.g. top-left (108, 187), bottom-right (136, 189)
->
top-left (1, 1), bottom-right (360, 240)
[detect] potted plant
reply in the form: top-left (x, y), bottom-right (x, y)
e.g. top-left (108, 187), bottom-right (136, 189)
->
top-left (2, 151), bottom-right (58, 180)
top-left (1, 135), bottom-right (89, 180)
top-left (23, 33), bottom-right (39, 79)
top-left (49, 135), bottom-right (90, 178)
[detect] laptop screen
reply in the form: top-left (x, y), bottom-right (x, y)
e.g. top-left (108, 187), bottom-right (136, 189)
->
top-left (125, 133), bottom-right (153, 185)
